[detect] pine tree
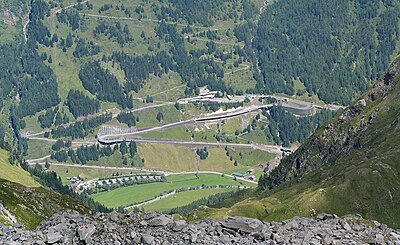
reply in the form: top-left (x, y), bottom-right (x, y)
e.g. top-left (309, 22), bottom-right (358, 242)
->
top-left (129, 141), bottom-right (137, 158)
top-left (66, 33), bottom-right (73, 48)
top-left (120, 140), bottom-right (127, 155)
top-left (62, 114), bottom-right (69, 124)
top-left (156, 111), bottom-right (164, 122)
top-left (55, 112), bottom-right (63, 126)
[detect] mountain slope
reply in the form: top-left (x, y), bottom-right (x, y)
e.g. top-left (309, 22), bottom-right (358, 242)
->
top-left (195, 57), bottom-right (400, 228)
top-left (0, 179), bottom-right (89, 229)
top-left (0, 148), bottom-right (39, 187)
top-left (0, 149), bottom-right (89, 229)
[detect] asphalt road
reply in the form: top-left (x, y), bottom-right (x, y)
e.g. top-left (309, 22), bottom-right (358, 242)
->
top-left (97, 105), bottom-right (270, 144)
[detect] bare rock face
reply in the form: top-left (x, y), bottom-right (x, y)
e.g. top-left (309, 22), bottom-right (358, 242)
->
top-left (0, 211), bottom-right (399, 244)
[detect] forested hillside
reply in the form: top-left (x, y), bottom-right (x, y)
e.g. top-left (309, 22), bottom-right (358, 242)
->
top-left (253, 0), bottom-right (400, 104)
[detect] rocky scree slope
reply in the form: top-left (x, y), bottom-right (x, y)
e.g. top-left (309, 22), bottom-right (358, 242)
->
top-left (1, 210), bottom-right (400, 244)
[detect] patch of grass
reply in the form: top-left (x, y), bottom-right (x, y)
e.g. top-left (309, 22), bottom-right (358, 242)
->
top-left (133, 104), bottom-right (204, 128)
top-left (227, 148), bottom-right (275, 167)
top-left (37, 39), bottom-right (87, 103)
top-left (133, 72), bottom-right (185, 101)
top-left (132, 106), bottom-right (173, 128)
top-left (200, 147), bottom-right (243, 173)
top-left (138, 143), bottom-right (198, 171)
top-left (292, 79), bottom-right (325, 105)
top-left (0, 149), bottom-right (40, 187)
top-left (240, 127), bottom-right (274, 144)
top-left (101, 101), bottom-right (121, 111)
top-left (26, 139), bottom-right (52, 160)
top-left (225, 68), bottom-right (256, 92)
top-left (91, 173), bottom-right (246, 208)
top-left (219, 117), bottom-right (245, 134)
top-left (138, 127), bottom-right (193, 141)
top-left (23, 114), bottom-right (43, 133)
top-left (0, 179), bottom-right (88, 229)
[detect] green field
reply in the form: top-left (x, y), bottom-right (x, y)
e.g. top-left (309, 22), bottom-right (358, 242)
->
top-left (142, 188), bottom-right (234, 212)
top-left (137, 143), bottom-right (265, 174)
top-left (91, 173), bottom-right (249, 208)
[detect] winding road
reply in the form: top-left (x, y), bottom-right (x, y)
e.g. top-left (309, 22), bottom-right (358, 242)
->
top-left (97, 104), bottom-right (271, 144)
top-left (96, 93), bottom-right (344, 145)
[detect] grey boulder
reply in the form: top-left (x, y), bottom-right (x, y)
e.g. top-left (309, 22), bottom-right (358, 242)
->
top-left (46, 232), bottom-right (63, 244)
top-left (220, 216), bottom-right (264, 233)
top-left (141, 233), bottom-right (155, 245)
top-left (148, 215), bottom-right (172, 227)
top-left (172, 220), bottom-right (187, 232)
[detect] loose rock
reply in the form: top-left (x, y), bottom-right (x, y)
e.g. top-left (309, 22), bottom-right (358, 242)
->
top-left (0, 211), bottom-right (398, 245)
top-left (46, 232), bottom-right (63, 244)
top-left (148, 215), bottom-right (172, 227)
top-left (220, 216), bottom-right (264, 233)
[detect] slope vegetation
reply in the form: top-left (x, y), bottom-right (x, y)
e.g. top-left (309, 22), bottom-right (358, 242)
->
top-left (0, 179), bottom-right (89, 229)
top-left (197, 57), bottom-right (400, 228)
top-left (0, 149), bottom-right (89, 229)
top-left (0, 148), bottom-right (39, 187)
